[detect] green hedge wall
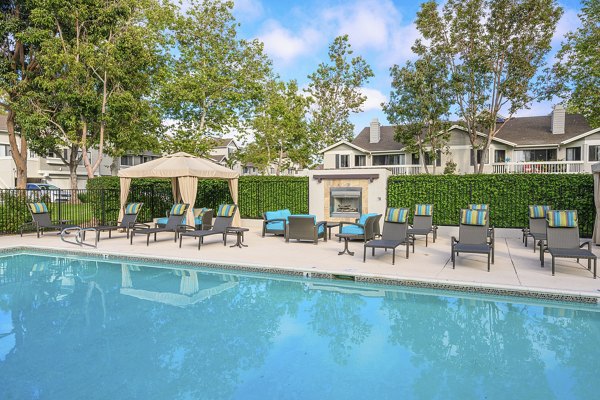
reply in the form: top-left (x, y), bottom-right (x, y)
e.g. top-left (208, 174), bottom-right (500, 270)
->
top-left (387, 174), bottom-right (595, 237)
top-left (86, 175), bottom-right (308, 222)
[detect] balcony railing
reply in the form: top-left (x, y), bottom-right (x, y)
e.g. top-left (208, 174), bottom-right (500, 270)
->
top-left (356, 165), bottom-right (422, 175)
top-left (491, 161), bottom-right (584, 174)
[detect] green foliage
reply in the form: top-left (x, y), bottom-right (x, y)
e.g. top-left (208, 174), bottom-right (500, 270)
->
top-left (415, 0), bottom-right (562, 173)
top-left (383, 53), bottom-right (451, 174)
top-left (0, 192), bottom-right (31, 234)
top-left (306, 35), bottom-right (374, 151)
top-left (545, 0), bottom-right (600, 128)
top-left (387, 174), bottom-right (595, 237)
top-left (239, 79), bottom-right (312, 172)
top-left (86, 176), bottom-right (308, 221)
top-left (160, 0), bottom-right (271, 157)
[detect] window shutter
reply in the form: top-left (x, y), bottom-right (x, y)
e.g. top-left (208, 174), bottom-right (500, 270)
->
top-left (335, 154), bottom-right (340, 168)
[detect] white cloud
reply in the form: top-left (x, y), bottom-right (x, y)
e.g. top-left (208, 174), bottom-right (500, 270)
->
top-left (258, 20), bottom-right (321, 64)
top-left (233, 0), bottom-right (264, 21)
top-left (359, 87), bottom-right (387, 112)
top-left (552, 8), bottom-right (580, 45)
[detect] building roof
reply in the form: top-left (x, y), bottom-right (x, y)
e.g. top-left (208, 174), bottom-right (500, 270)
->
top-left (208, 154), bottom-right (226, 163)
top-left (494, 114), bottom-right (592, 146)
top-left (347, 113), bottom-right (593, 152)
top-left (0, 114), bottom-right (7, 132)
top-left (352, 125), bottom-right (405, 151)
top-left (213, 138), bottom-right (237, 148)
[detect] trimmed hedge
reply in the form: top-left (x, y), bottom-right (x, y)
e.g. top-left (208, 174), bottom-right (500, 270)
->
top-left (86, 175), bottom-right (309, 221)
top-left (387, 174), bottom-right (595, 237)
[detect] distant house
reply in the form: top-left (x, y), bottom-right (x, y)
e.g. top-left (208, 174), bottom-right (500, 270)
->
top-left (321, 105), bottom-right (599, 174)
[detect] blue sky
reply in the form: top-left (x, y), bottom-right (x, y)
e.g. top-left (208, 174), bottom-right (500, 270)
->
top-left (231, 0), bottom-right (584, 136)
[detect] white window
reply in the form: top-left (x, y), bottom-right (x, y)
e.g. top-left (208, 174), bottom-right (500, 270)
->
top-left (589, 145), bottom-right (600, 162)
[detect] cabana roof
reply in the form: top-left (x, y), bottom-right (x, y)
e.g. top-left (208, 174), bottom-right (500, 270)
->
top-left (118, 152), bottom-right (239, 179)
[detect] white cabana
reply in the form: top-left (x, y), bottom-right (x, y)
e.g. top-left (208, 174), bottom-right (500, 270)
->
top-left (117, 152), bottom-right (240, 227)
top-left (592, 163), bottom-right (600, 245)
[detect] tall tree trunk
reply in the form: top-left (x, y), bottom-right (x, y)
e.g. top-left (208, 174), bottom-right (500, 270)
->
top-left (6, 110), bottom-right (28, 188)
top-left (419, 148), bottom-right (430, 174)
top-left (276, 144), bottom-right (284, 176)
top-left (68, 144), bottom-right (80, 193)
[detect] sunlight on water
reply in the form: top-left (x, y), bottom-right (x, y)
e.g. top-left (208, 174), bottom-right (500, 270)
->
top-left (0, 252), bottom-right (598, 399)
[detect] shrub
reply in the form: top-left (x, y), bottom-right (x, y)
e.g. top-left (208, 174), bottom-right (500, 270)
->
top-left (387, 174), bottom-right (595, 237)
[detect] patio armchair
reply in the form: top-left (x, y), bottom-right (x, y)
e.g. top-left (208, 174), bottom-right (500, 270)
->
top-left (193, 208), bottom-right (214, 230)
top-left (21, 202), bottom-right (78, 238)
top-left (338, 213), bottom-right (381, 242)
top-left (285, 215), bottom-right (327, 244)
top-left (130, 203), bottom-right (189, 246)
top-left (363, 208), bottom-right (412, 265)
top-left (451, 209), bottom-right (494, 271)
top-left (523, 205), bottom-right (551, 253)
top-left (179, 204), bottom-right (237, 250)
top-left (93, 202), bottom-right (146, 241)
top-left (540, 210), bottom-right (596, 278)
top-left (262, 209), bottom-right (291, 237)
top-left (408, 204), bottom-right (438, 247)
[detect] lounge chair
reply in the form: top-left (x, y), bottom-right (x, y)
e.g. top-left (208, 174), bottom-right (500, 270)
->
top-left (451, 209), bottom-right (494, 271)
top-left (523, 205), bottom-right (551, 253)
top-left (21, 202), bottom-right (78, 237)
top-left (285, 215), bottom-right (327, 244)
top-left (262, 209), bottom-right (291, 236)
top-left (93, 202), bottom-right (145, 241)
top-left (179, 204), bottom-right (237, 250)
top-left (540, 210), bottom-right (597, 278)
top-left (408, 204), bottom-right (438, 246)
top-left (363, 208), bottom-right (412, 264)
top-left (338, 213), bottom-right (381, 242)
top-left (130, 203), bottom-right (189, 246)
top-left (193, 208), bottom-right (214, 230)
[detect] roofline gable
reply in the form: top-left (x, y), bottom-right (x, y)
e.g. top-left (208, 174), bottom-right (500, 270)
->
top-left (448, 124), bottom-right (518, 147)
top-left (560, 127), bottom-right (600, 145)
top-left (319, 140), bottom-right (368, 154)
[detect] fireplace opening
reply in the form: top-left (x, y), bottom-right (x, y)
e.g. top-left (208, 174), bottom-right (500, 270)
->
top-left (330, 187), bottom-right (362, 218)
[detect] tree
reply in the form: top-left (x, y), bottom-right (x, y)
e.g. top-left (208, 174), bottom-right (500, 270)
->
top-left (383, 55), bottom-right (452, 174)
top-left (239, 79), bottom-right (311, 175)
top-left (546, 0), bottom-right (600, 127)
top-left (415, 0), bottom-right (562, 173)
top-left (0, 0), bottom-right (39, 188)
top-left (23, 0), bottom-right (168, 190)
top-left (161, 0), bottom-right (271, 157)
top-left (306, 35), bottom-right (374, 151)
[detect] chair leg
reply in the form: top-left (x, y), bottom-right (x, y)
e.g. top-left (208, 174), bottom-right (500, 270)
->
top-left (179, 235), bottom-right (183, 248)
top-left (552, 256), bottom-right (555, 276)
top-left (130, 232), bottom-right (134, 245)
top-left (452, 251), bottom-right (455, 269)
top-left (198, 237), bottom-right (202, 250)
top-left (594, 258), bottom-right (597, 279)
top-left (425, 233), bottom-right (428, 247)
top-left (147, 234), bottom-right (150, 246)
top-left (392, 248), bottom-right (396, 265)
top-left (406, 243), bottom-right (409, 259)
top-left (363, 245), bottom-right (366, 263)
top-left (487, 252), bottom-right (490, 272)
top-left (372, 247), bottom-right (375, 256)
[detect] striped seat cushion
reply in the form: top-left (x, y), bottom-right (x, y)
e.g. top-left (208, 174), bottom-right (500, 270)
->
top-left (414, 204), bottom-right (433, 216)
top-left (385, 208), bottom-right (408, 223)
top-left (468, 204), bottom-right (488, 210)
top-left (29, 202), bottom-right (48, 214)
top-left (461, 209), bottom-right (487, 226)
top-left (125, 203), bottom-right (142, 215)
top-left (217, 204), bottom-right (236, 217)
top-left (547, 210), bottom-right (578, 228)
top-left (170, 204), bottom-right (187, 216)
top-left (528, 205), bottom-right (550, 219)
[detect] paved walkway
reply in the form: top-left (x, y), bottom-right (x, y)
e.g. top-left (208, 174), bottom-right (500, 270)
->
top-left (1, 220), bottom-right (599, 300)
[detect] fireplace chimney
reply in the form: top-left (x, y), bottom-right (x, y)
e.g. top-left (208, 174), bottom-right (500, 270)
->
top-left (370, 118), bottom-right (380, 143)
top-left (551, 104), bottom-right (565, 135)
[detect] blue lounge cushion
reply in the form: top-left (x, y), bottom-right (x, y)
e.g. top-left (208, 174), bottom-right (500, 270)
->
top-left (157, 216), bottom-right (185, 226)
top-left (341, 225), bottom-right (364, 235)
top-left (358, 213), bottom-right (378, 225)
top-left (265, 209), bottom-right (292, 231)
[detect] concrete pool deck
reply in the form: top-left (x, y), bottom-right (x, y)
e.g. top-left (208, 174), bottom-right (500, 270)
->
top-left (1, 220), bottom-right (599, 302)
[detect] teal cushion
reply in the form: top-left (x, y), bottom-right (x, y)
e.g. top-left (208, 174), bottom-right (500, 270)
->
top-left (358, 213), bottom-right (378, 225)
top-left (341, 225), bottom-right (364, 235)
top-left (265, 209), bottom-right (291, 231)
top-left (157, 216), bottom-right (185, 226)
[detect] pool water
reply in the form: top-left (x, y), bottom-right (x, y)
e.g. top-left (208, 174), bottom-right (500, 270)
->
top-left (0, 252), bottom-right (599, 399)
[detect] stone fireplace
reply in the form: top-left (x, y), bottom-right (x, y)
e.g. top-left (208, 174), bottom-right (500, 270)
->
top-left (330, 187), bottom-right (361, 218)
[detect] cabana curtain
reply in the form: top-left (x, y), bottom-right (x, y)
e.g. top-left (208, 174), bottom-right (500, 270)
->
top-left (117, 152), bottom-right (240, 228)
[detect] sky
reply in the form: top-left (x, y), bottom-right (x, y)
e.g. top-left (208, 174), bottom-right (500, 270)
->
top-left (230, 0), bottom-right (584, 136)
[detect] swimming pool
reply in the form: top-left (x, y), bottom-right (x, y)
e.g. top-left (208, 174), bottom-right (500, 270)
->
top-left (0, 251), bottom-right (598, 399)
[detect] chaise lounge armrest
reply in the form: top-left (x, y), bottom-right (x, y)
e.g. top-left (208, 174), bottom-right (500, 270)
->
top-left (339, 221), bottom-right (364, 229)
top-left (580, 241), bottom-right (592, 251)
top-left (264, 218), bottom-right (288, 224)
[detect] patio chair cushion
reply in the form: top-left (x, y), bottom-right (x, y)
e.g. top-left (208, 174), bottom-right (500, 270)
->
top-left (414, 204), bottom-right (433, 216)
top-left (291, 214), bottom-right (325, 234)
top-left (460, 209), bottom-right (487, 226)
top-left (217, 204), bottom-right (236, 217)
top-left (357, 213), bottom-right (378, 225)
top-left (170, 204), bottom-right (187, 216)
top-left (125, 203), bottom-right (142, 215)
top-left (157, 216), bottom-right (186, 226)
top-left (529, 205), bottom-right (550, 219)
top-left (468, 204), bottom-right (488, 210)
top-left (547, 210), bottom-right (578, 228)
top-left (265, 209), bottom-right (291, 231)
top-left (29, 202), bottom-right (48, 214)
top-left (385, 208), bottom-right (408, 223)
top-left (341, 225), bottom-right (364, 235)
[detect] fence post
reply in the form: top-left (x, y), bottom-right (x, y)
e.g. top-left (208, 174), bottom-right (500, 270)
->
top-left (58, 188), bottom-right (62, 222)
top-left (101, 189), bottom-right (106, 225)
